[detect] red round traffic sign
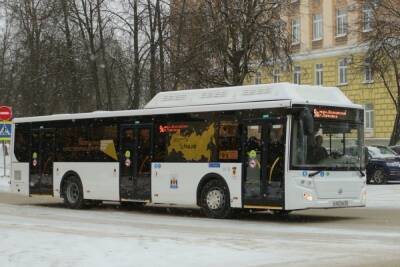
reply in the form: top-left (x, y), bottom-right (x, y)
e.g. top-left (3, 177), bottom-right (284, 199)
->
top-left (0, 106), bottom-right (12, 121)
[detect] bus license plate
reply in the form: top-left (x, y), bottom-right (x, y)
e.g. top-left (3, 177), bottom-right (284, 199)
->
top-left (332, 200), bottom-right (349, 207)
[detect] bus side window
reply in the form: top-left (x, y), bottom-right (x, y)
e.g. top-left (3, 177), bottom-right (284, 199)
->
top-left (57, 126), bottom-right (89, 162)
top-left (154, 125), bottom-right (167, 162)
top-left (218, 122), bottom-right (240, 162)
top-left (88, 123), bottom-right (118, 162)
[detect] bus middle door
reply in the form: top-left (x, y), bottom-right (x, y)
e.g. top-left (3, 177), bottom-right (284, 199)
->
top-left (243, 120), bottom-right (285, 208)
top-left (120, 124), bottom-right (152, 201)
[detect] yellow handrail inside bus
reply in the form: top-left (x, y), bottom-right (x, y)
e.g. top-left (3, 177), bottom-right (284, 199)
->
top-left (269, 157), bottom-right (280, 184)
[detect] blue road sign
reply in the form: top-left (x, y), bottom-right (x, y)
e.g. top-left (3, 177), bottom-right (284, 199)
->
top-left (0, 122), bottom-right (12, 141)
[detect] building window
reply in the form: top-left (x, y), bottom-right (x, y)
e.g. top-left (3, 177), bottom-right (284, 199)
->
top-left (291, 18), bottom-right (300, 44)
top-left (364, 60), bottom-right (374, 83)
top-left (273, 68), bottom-right (280, 83)
top-left (315, 64), bottom-right (323, 85)
top-left (313, 14), bottom-right (323, 41)
top-left (365, 104), bottom-right (374, 130)
top-left (254, 72), bottom-right (262, 84)
top-left (336, 8), bottom-right (347, 37)
top-left (338, 59), bottom-right (348, 85)
top-left (293, 65), bottom-right (301, 84)
top-left (363, 4), bottom-right (373, 32)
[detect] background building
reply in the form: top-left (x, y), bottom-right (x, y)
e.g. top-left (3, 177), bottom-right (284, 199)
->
top-left (249, 0), bottom-right (394, 145)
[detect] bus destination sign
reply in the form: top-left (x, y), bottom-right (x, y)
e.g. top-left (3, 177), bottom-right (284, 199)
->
top-left (313, 108), bottom-right (347, 119)
top-left (159, 124), bottom-right (189, 133)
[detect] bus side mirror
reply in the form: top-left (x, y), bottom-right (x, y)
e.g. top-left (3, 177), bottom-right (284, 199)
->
top-left (300, 108), bottom-right (314, 136)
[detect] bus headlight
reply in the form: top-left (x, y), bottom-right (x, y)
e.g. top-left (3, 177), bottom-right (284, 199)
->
top-left (303, 192), bottom-right (313, 201)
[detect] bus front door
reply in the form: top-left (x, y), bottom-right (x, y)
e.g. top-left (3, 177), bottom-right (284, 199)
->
top-left (243, 121), bottom-right (285, 208)
top-left (29, 128), bottom-right (55, 195)
top-left (120, 125), bottom-right (152, 201)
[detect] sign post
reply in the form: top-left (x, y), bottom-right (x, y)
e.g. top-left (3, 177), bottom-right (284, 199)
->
top-left (0, 106), bottom-right (12, 177)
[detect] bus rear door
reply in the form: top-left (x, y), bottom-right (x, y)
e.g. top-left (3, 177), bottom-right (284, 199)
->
top-left (119, 124), bottom-right (152, 201)
top-left (29, 128), bottom-right (55, 195)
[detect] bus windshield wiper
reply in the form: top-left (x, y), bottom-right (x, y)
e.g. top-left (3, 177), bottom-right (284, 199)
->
top-left (309, 170), bottom-right (322, 177)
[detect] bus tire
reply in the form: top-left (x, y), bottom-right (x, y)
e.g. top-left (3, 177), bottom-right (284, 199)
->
top-left (63, 176), bottom-right (85, 209)
top-left (200, 179), bottom-right (232, 219)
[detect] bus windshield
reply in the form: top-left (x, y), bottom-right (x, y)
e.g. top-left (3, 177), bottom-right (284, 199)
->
top-left (291, 118), bottom-right (364, 170)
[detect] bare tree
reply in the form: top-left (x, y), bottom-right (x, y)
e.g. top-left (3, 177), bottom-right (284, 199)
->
top-left (60, 0), bottom-right (81, 112)
top-left (107, 0), bottom-right (142, 108)
top-left (96, 0), bottom-right (113, 110)
top-left (169, 0), bottom-right (291, 87)
top-left (364, 0), bottom-right (400, 145)
top-left (71, 0), bottom-right (103, 110)
top-left (9, 0), bottom-right (59, 115)
top-left (0, 4), bottom-right (13, 103)
top-left (156, 0), bottom-right (166, 91)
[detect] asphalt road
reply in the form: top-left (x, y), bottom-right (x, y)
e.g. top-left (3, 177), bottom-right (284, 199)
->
top-left (0, 188), bottom-right (399, 267)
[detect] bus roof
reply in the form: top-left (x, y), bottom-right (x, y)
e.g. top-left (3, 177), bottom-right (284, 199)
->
top-left (14, 83), bottom-right (362, 123)
top-left (144, 83), bottom-right (357, 109)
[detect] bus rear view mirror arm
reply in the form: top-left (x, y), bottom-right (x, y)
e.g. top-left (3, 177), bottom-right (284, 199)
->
top-left (287, 107), bottom-right (314, 136)
top-left (300, 108), bottom-right (314, 136)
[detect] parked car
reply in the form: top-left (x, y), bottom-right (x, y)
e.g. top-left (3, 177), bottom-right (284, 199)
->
top-left (366, 146), bottom-right (400, 184)
top-left (389, 145), bottom-right (400, 155)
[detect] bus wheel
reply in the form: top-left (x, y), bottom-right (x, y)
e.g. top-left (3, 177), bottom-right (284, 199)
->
top-left (372, 169), bottom-right (387, 185)
top-left (63, 176), bottom-right (85, 209)
top-left (200, 179), bottom-right (232, 219)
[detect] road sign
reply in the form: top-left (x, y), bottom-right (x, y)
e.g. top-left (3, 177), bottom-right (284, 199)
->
top-left (0, 121), bottom-right (12, 141)
top-left (0, 106), bottom-right (12, 121)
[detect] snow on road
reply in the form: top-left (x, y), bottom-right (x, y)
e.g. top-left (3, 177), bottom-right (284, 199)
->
top-left (366, 183), bottom-right (400, 209)
top-left (0, 183), bottom-right (400, 267)
top-left (0, 201), bottom-right (399, 267)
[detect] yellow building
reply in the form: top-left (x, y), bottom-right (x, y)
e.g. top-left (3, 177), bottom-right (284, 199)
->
top-left (250, 0), bottom-right (395, 145)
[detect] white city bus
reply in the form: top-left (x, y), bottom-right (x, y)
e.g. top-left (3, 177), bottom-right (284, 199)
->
top-left (10, 83), bottom-right (366, 218)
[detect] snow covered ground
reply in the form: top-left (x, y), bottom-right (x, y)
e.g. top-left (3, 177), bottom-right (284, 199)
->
top-left (0, 197), bottom-right (399, 267)
top-left (0, 183), bottom-right (399, 266)
top-left (366, 183), bottom-right (400, 209)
